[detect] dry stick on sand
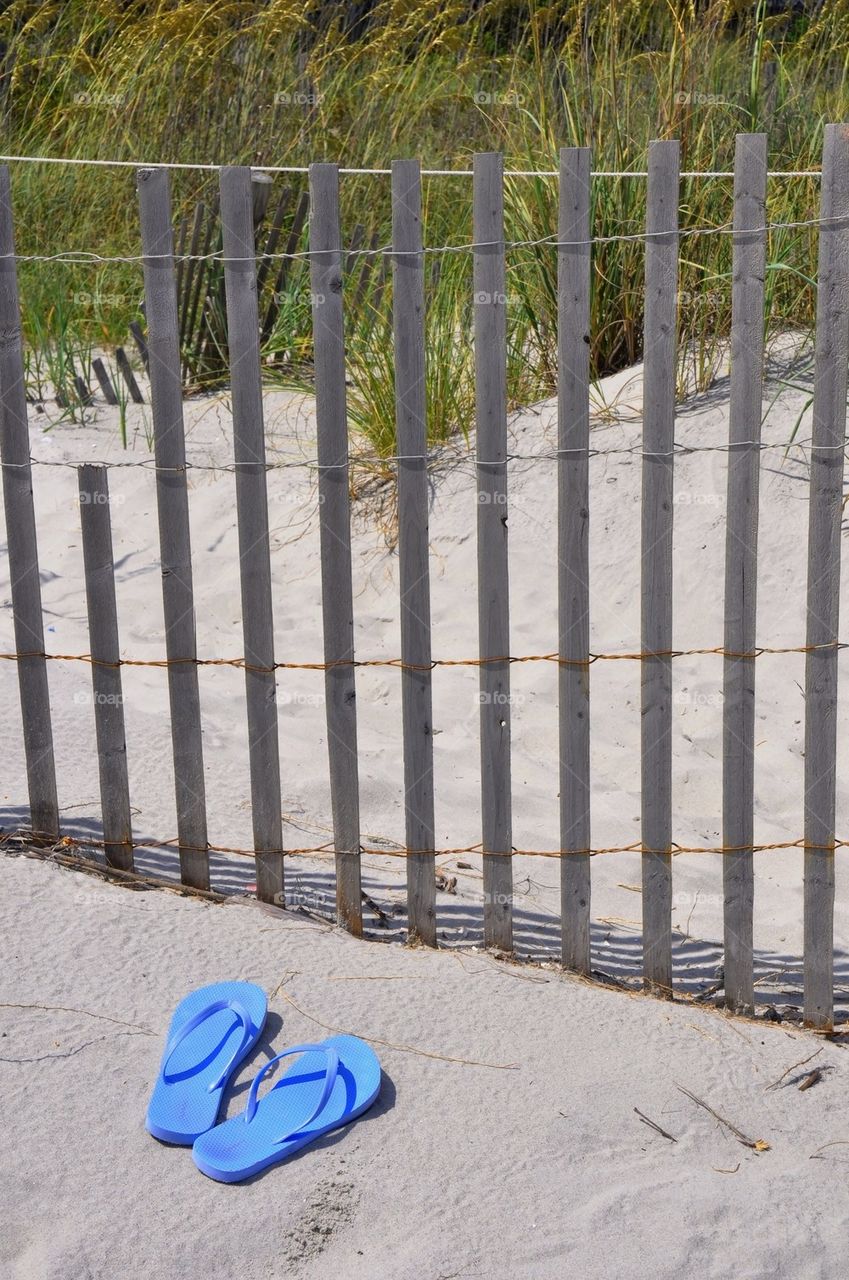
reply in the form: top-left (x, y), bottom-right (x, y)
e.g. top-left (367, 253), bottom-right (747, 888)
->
top-left (798, 1067), bottom-right (830, 1091)
top-left (810, 1140), bottom-right (849, 1160)
top-left (675, 1084), bottom-right (771, 1151)
top-left (765, 1047), bottom-right (823, 1091)
top-left (634, 1107), bottom-right (678, 1142)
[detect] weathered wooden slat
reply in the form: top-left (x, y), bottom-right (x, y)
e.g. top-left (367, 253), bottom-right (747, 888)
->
top-left (137, 166), bottom-right (209, 890)
top-left (251, 171), bottom-right (274, 228)
top-left (256, 186), bottom-right (292, 299)
top-left (392, 158), bottom-right (436, 946)
top-left (92, 357), bottom-right (118, 405)
top-left (77, 464), bottom-right (133, 870)
top-left (722, 133), bottom-right (768, 1015)
top-left (219, 165), bottom-right (285, 906)
top-left (558, 146), bottom-right (592, 974)
top-left (129, 319), bottom-right (150, 371)
top-left (0, 164), bottom-right (59, 839)
top-left (309, 162), bottom-right (362, 936)
top-left (74, 373), bottom-right (93, 408)
top-left (115, 347), bottom-right (144, 404)
top-left (262, 189), bottom-right (309, 344)
top-left (473, 151), bottom-right (513, 952)
top-left (174, 213), bottom-right (188, 313)
top-left (185, 200), bottom-right (221, 381)
top-left (640, 138), bottom-right (679, 997)
top-left (353, 230), bottom-right (381, 312)
top-left (803, 122), bottom-right (849, 1031)
top-left (178, 201), bottom-right (205, 353)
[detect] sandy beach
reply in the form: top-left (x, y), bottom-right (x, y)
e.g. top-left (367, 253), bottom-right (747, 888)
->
top-left (3, 850), bottom-right (849, 1280)
top-left (2, 347), bottom-right (848, 1011)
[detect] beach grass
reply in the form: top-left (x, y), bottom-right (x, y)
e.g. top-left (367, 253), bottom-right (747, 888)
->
top-left (1, 0), bottom-right (844, 449)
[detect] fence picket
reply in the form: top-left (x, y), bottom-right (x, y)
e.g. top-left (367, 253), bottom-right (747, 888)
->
top-left (641, 139), bottom-right (679, 997)
top-left (309, 162), bottom-right (363, 936)
top-left (0, 164), bottom-right (59, 840)
top-left (392, 158), bottom-right (437, 945)
top-left (115, 347), bottom-right (144, 404)
top-left (78, 464), bottom-right (133, 870)
top-left (137, 166), bottom-right (209, 891)
top-left (558, 146), bottom-right (592, 974)
top-left (803, 122), bottom-right (849, 1031)
top-left (474, 151), bottom-right (513, 952)
top-left (219, 165), bottom-right (285, 906)
top-left (723, 133), bottom-right (768, 1015)
top-left (92, 357), bottom-right (119, 405)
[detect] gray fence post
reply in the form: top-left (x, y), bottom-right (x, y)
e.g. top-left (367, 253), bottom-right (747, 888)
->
top-left (641, 139), bottom-right (680, 997)
top-left (722, 133), bottom-right (768, 1015)
top-left (558, 146), bottom-right (593, 974)
top-left (474, 151), bottom-right (513, 952)
top-left (391, 158), bottom-right (437, 945)
top-left (78, 464), bottom-right (133, 870)
top-left (219, 165), bottom-right (285, 906)
top-left (0, 164), bottom-right (59, 840)
top-left (137, 166), bottom-right (209, 891)
top-left (309, 162), bottom-right (363, 936)
top-left (803, 122), bottom-right (849, 1031)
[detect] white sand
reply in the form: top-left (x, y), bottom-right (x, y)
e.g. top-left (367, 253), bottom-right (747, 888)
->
top-left (1, 347), bottom-right (848, 1009)
top-left (3, 850), bottom-right (849, 1280)
top-left (3, 350), bottom-right (849, 1274)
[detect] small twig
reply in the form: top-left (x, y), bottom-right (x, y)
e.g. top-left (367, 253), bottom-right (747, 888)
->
top-left (765, 1047), bottom-right (822, 1091)
top-left (798, 1067), bottom-right (827, 1091)
top-left (712, 1163), bottom-right (740, 1174)
top-left (634, 1107), bottom-right (678, 1142)
top-left (810, 1140), bottom-right (849, 1160)
top-left (676, 1084), bottom-right (770, 1151)
top-left (0, 1001), bottom-right (154, 1035)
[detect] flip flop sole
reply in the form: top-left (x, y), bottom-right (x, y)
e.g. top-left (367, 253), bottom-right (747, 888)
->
top-left (146, 981), bottom-right (267, 1145)
top-left (192, 1034), bottom-right (381, 1182)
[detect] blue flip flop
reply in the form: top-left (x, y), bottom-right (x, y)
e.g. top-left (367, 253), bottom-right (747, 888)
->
top-left (192, 1034), bottom-right (381, 1182)
top-left (146, 981), bottom-right (267, 1144)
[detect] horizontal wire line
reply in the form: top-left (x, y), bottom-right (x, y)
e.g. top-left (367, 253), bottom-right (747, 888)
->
top-left (2, 828), bottom-right (841, 862)
top-left (0, 153), bottom-right (824, 179)
top-left (1, 642), bottom-right (843, 673)
top-left (5, 213), bottom-right (841, 265)
top-left (3, 439), bottom-right (846, 476)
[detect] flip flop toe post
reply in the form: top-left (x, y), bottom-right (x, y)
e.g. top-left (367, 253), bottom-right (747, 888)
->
top-left (192, 1034), bottom-right (381, 1182)
top-left (146, 981), bottom-right (267, 1145)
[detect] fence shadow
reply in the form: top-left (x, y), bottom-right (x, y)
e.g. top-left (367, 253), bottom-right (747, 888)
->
top-left (4, 807), bottom-right (846, 1019)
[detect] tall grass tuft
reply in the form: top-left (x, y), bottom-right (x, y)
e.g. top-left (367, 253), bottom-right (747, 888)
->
top-left (1, 0), bottom-right (846, 450)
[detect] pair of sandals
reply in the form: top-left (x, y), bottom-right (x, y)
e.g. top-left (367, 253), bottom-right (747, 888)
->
top-left (145, 981), bottom-right (381, 1183)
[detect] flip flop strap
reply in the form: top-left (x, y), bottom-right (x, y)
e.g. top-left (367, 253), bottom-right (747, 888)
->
top-left (162, 998), bottom-right (253, 1092)
top-left (244, 1043), bottom-right (340, 1143)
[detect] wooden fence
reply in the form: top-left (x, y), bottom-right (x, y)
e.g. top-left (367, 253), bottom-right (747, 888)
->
top-left (1, 127), bottom-right (848, 1030)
